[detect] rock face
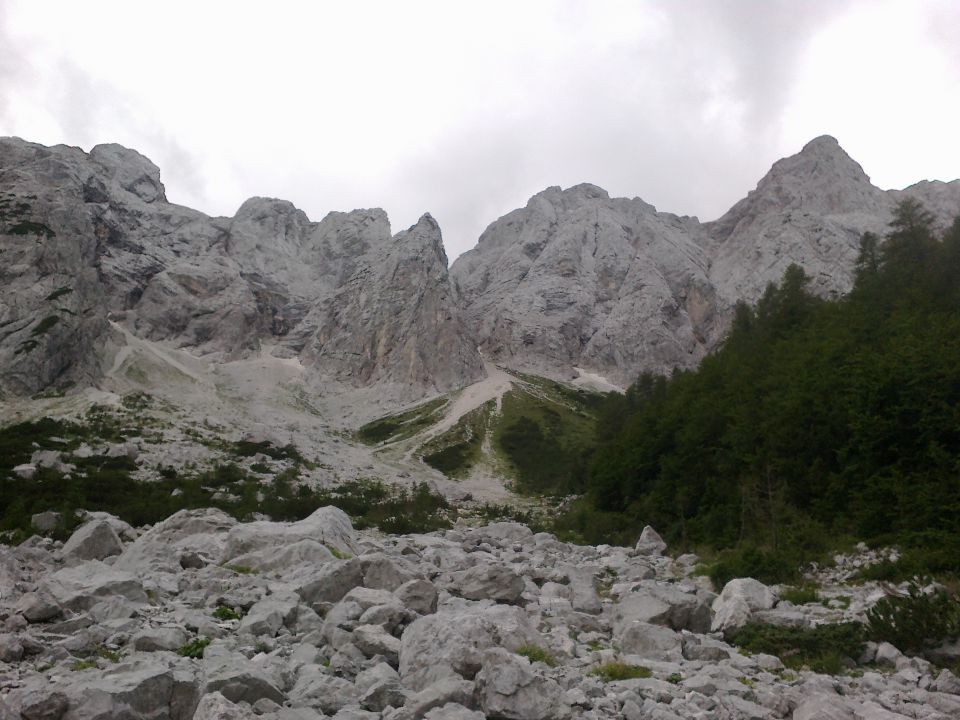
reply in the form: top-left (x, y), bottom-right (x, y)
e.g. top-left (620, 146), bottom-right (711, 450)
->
top-left (1, 134), bottom-right (957, 395)
top-left (450, 183), bottom-right (722, 384)
top-left (451, 136), bottom-right (960, 385)
top-left (0, 138), bottom-right (481, 397)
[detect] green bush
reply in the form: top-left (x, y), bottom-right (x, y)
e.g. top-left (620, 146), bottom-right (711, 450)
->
top-left (728, 621), bottom-right (865, 674)
top-left (866, 581), bottom-right (960, 653)
top-left (423, 443), bottom-right (472, 475)
top-left (707, 545), bottom-right (800, 588)
top-left (212, 606), bottom-right (241, 621)
top-left (177, 637), bottom-right (211, 659)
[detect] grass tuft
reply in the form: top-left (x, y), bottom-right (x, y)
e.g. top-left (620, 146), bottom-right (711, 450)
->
top-left (590, 662), bottom-right (651, 682)
top-left (516, 644), bottom-right (558, 667)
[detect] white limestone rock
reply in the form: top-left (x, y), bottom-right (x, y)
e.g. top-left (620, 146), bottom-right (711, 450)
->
top-left (711, 578), bottom-right (777, 633)
top-left (60, 520), bottom-right (123, 561)
top-left (221, 506), bottom-right (357, 563)
top-left (192, 691), bottom-right (256, 720)
top-left (399, 605), bottom-right (540, 692)
top-left (450, 563), bottom-right (525, 603)
top-left (635, 525), bottom-right (667, 556)
top-left (42, 560), bottom-right (147, 611)
top-left (475, 647), bottom-right (571, 720)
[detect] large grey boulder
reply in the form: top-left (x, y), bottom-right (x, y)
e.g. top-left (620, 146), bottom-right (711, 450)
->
top-left (191, 691), bottom-right (256, 720)
top-left (792, 693), bottom-right (856, 720)
top-left (131, 627), bottom-right (191, 652)
top-left (634, 526), bottom-right (667, 556)
top-left (42, 561), bottom-right (147, 611)
top-left (394, 579), bottom-right (438, 616)
top-left (450, 564), bottom-right (525, 603)
top-left (399, 605), bottom-right (540, 692)
top-left (9, 661), bottom-right (200, 720)
top-left (14, 589), bottom-right (63, 623)
top-left (289, 666), bottom-right (359, 715)
top-left (60, 520), bottom-right (123, 561)
top-left (30, 512), bottom-right (59, 533)
top-left (353, 624), bottom-right (401, 665)
top-left (401, 677), bottom-right (478, 719)
top-left (475, 647), bottom-right (571, 720)
top-left (221, 506), bottom-right (357, 563)
top-left (115, 508), bottom-right (236, 574)
top-left (224, 539), bottom-right (335, 574)
top-left (711, 578), bottom-right (777, 633)
top-left (423, 704), bottom-right (484, 720)
top-left (238, 595), bottom-right (299, 637)
top-left (202, 652), bottom-right (285, 706)
top-left (0, 633), bottom-right (24, 662)
top-left (296, 559), bottom-right (365, 605)
top-left (615, 582), bottom-right (714, 634)
top-left (619, 622), bottom-right (683, 661)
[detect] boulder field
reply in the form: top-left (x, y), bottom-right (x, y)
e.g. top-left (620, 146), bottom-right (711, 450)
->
top-left (1, 509), bottom-right (957, 719)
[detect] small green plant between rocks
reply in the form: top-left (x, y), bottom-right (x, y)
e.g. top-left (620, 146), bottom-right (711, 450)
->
top-left (516, 645), bottom-right (558, 667)
top-left (590, 662), bottom-right (651, 682)
top-left (212, 605), bottom-right (241, 621)
top-left (177, 637), bottom-right (211, 659)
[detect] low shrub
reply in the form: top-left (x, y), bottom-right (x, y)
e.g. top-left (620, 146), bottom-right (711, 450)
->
top-left (707, 545), bottom-right (801, 588)
top-left (212, 606), bottom-right (241, 621)
top-left (866, 581), bottom-right (960, 654)
top-left (728, 621), bottom-right (865, 674)
top-left (177, 637), bottom-right (211, 659)
top-left (780, 583), bottom-right (820, 605)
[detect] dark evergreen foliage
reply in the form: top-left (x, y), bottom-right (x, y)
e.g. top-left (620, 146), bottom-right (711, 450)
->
top-left (578, 200), bottom-right (960, 572)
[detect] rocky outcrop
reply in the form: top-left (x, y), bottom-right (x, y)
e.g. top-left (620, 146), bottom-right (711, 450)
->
top-left (451, 136), bottom-right (960, 385)
top-left (2, 134), bottom-right (957, 396)
top-left (0, 138), bottom-right (481, 398)
top-left (450, 184), bottom-right (723, 384)
top-left (297, 214), bottom-right (483, 391)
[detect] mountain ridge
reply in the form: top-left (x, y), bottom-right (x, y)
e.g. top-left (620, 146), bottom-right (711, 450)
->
top-left (1, 134), bottom-right (958, 398)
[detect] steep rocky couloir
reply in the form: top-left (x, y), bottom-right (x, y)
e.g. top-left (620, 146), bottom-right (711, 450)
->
top-left (0, 138), bottom-right (482, 398)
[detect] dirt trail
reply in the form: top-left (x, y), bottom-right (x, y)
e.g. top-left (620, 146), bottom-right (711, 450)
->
top-left (421, 358), bottom-right (513, 439)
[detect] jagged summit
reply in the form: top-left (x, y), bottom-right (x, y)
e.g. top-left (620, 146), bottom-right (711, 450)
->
top-left (0, 138), bottom-right (481, 398)
top-left (452, 136), bottom-right (960, 384)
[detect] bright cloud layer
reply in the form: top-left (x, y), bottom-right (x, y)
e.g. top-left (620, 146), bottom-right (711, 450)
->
top-left (1, 0), bottom-right (957, 259)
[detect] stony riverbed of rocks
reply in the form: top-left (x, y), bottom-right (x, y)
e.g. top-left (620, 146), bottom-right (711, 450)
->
top-left (1, 508), bottom-right (959, 720)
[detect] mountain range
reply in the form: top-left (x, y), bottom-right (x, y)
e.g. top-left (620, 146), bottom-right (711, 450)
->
top-left (1, 135), bottom-right (958, 400)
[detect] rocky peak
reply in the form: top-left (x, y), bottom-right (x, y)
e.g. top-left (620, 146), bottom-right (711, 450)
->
top-left (0, 140), bottom-right (481, 399)
top-left (702, 137), bottom-right (895, 305)
top-left (710, 136), bottom-right (880, 245)
top-left (88, 143), bottom-right (167, 204)
top-left (391, 213), bottom-right (449, 269)
top-left (450, 184), bottom-right (720, 384)
top-left (228, 197), bottom-right (311, 263)
top-left (298, 215), bottom-right (482, 393)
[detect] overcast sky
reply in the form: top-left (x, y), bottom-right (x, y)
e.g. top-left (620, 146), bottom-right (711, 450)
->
top-left (1, 0), bottom-right (958, 261)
